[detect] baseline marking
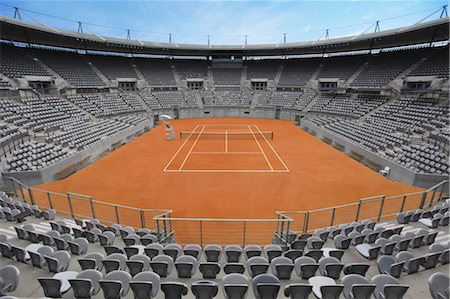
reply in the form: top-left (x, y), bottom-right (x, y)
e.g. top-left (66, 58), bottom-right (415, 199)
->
top-left (248, 125), bottom-right (273, 171)
top-left (253, 125), bottom-right (290, 172)
top-left (163, 124), bottom-right (200, 171)
top-left (164, 169), bottom-right (289, 173)
top-left (178, 125), bottom-right (206, 171)
top-left (191, 152), bottom-right (262, 155)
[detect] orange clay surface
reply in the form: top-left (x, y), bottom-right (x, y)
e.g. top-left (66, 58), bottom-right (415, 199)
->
top-left (39, 118), bottom-right (421, 219)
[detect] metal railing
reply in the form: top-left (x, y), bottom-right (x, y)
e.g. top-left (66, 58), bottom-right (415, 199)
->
top-left (279, 180), bottom-right (449, 233)
top-left (2, 176), bottom-right (448, 245)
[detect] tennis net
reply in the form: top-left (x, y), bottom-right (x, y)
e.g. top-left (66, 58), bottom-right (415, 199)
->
top-left (179, 131), bottom-right (274, 140)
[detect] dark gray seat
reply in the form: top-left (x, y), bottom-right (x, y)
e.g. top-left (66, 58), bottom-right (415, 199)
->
top-left (247, 256), bottom-right (269, 277)
top-left (222, 273), bottom-right (249, 299)
top-left (284, 283), bottom-right (313, 299)
top-left (224, 263), bottom-right (245, 274)
top-left (204, 245), bottom-right (222, 262)
top-left (342, 274), bottom-right (376, 299)
top-left (127, 254), bottom-right (151, 276)
top-left (270, 256), bottom-right (294, 279)
top-left (355, 244), bottom-right (381, 260)
top-left (191, 280), bottom-right (218, 299)
top-left (44, 251), bottom-right (71, 273)
top-left (99, 270), bottom-right (132, 299)
top-left (343, 263), bottom-right (370, 276)
top-left (145, 243), bottom-right (164, 259)
top-left (294, 256), bottom-right (318, 279)
top-left (175, 255), bottom-right (198, 278)
top-left (102, 253), bottom-right (127, 273)
top-left (130, 271), bottom-right (160, 299)
top-left (244, 245), bottom-right (262, 259)
top-left (371, 274), bottom-right (409, 299)
top-left (184, 244), bottom-right (202, 260)
top-left (69, 269), bottom-right (103, 299)
top-left (150, 254), bottom-right (174, 277)
top-left (428, 273), bottom-right (450, 299)
top-left (78, 252), bottom-right (104, 271)
top-left (284, 249), bottom-right (303, 261)
top-left (225, 245), bottom-right (243, 262)
top-left (163, 244), bottom-right (182, 260)
top-left (377, 255), bottom-right (404, 278)
top-left (0, 265), bottom-right (20, 296)
top-left (199, 262), bottom-right (221, 279)
top-left (263, 244), bottom-right (283, 262)
top-left (252, 274), bottom-right (280, 299)
top-left (318, 257), bottom-right (344, 280)
top-left (396, 252), bottom-right (424, 274)
top-left (161, 282), bottom-right (188, 299)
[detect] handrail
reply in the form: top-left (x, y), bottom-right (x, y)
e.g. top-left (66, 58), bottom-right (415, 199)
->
top-left (3, 176), bottom-right (448, 244)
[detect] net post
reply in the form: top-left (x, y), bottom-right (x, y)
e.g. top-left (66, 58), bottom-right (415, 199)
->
top-left (115, 205), bottom-right (120, 224)
top-left (199, 220), bottom-right (203, 247)
top-left (377, 196), bottom-right (385, 222)
top-left (90, 198), bottom-right (96, 219)
top-left (331, 208), bottom-right (336, 226)
top-left (243, 222), bottom-right (246, 247)
top-left (67, 193), bottom-right (75, 218)
top-left (47, 192), bottom-right (53, 209)
top-left (400, 195), bottom-right (406, 212)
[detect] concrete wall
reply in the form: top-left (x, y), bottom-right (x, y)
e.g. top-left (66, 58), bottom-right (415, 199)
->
top-left (301, 119), bottom-right (447, 188)
top-left (4, 119), bottom-right (153, 187)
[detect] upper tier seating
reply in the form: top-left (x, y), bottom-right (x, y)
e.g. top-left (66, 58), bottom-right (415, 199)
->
top-left (246, 60), bottom-right (280, 80)
top-left (134, 59), bottom-right (176, 85)
top-left (212, 68), bottom-right (242, 85)
top-left (35, 49), bottom-right (105, 87)
top-left (175, 60), bottom-right (208, 80)
top-left (351, 50), bottom-right (420, 88)
top-left (409, 47), bottom-right (449, 78)
top-left (278, 59), bottom-right (320, 87)
top-left (0, 44), bottom-right (49, 78)
top-left (89, 55), bottom-right (138, 80)
top-left (317, 55), bottom-right (366, 80)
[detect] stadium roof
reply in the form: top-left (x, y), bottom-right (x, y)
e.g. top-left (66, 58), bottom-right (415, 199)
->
top-left (0, 16), bottom-right (449, 57)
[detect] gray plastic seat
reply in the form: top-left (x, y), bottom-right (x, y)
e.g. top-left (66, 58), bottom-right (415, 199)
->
top-left (68, 237), bottom-right (89, 255)
top-left (291, 239), bottom-right (307, 250)
top-left (389, 235), bottom-right (410, 252)
top-left (421, 252), bottom-right (441, 269)
top-left (377, 255), bottom-right (404, 278)
top-left (99, 231), bottom-right (116, 246)
top-left (29, 245), bottom-right (54, 268)
top-left (361, 229), bottom-right (379, 244)
top-left (247, 256), bottom-right (269, 277)
top-left (284, 283), bottom-right (313, 299)
top-left (405, 232), bottom-right (424, 248)
top-left (396, 212), bottom-right (411, 224)
top-left (270, 256), bottom-right (294, 279)
top-left (136, 228), bottom-right (152, 237)
top-left (164, 244), bottom-right (182, 260)
top-left (304, 250), bottom-right (323, 262)
top-left (161, 282), bottom-right (188, 299)
top-left (349, 232), bottom-right (364, 246)
top-left (124, 233), bottom-right (141, 246)
top-left (175, 255), bottom-right (198, 278)
top-left (127, 254), bottom-right (151, 276)
top-left (428, 273), bottom-right (450, 299)
top-left (343, 263), bottom-right (370, 276)
top-left (342, 274), bottom-right (376, 299)
top-left (38, 271), bottom-right (78, 298)
top-left (205, 245), bottom-right (222, 262)
top-left (130, 271), bottom-right (160, 299)
top-left (375, 238), bottom-right (396, 255)
top-left (85, 228), bottom-right (102, 243)
top-left (99, 270), bottom-right (132, 299)
top-left (69, 269), bottom-right (103, 299)
top-left (183, 244), bottom-right (202, 260)
top-left (319, 256), bottom-right (344, 279)
top-left (150, 254), bottom-right (174, 277)
top-left (371, 274), bottom-right (409, 299)
top-left (102, 253), bottom-right (127, 273)
top-left (140, 234), bottom-right (158, 246)
top-left (294, 256), bottom-right (318, 279)
top-left (78, 252), bottom-right (105, 271)
top-left (222, 273), bottom-right (250, 299)
top-left (252, 274), bottom-right (280, 299)
top-left (429, 243), bottom-right (449, 264)
top-left (264, 244), bottom-right (283, 262)
top-left (199, 262), bottom-right (221, 279)
top-left (244, 245), bottom-right (262, 259)
top-left (284, 249), bottom-right (303, 262)
top-left (0, 265), bottom-right (20, 296)
top-left (44, 250), bottom-right (71, 273)
top-left (224, 263), bottom-right (245, 274)
top-left (395, 251), bottom-right (424, 274)
top-left (224, 245), bottom-right (242, 263)
top-left (308, 276), bottom-right (343, 299)
top-left (145, 243), bottom-right (164, 259)
top-left (191, 280), bottom-right (219, 299)
top-left (0, 243), bottom-right (13, 259)
top-left (334, 234), bottom-right (351, 249)
top-left (355, 244), bottom-right (381, 260)
top-left (307, 236), bottom-right (325, 249)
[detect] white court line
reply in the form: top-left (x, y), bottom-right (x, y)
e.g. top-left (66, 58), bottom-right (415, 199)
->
top-left (191, 152), bottom-right (262, 155)
top-left (164, 169), bottom-right (289, 173)
top-left (163, 124), bottom-right (200, 171)
top-left (253, 124), bottom-right (290, 172)
top-left (248, 125), bottom-right (273, 171)
top-left (205, 124), bottom-right (256, 127)
top-left (225, 130), bottom-right (228, 153)
top-left (178, 125), bottom-right (206, 171)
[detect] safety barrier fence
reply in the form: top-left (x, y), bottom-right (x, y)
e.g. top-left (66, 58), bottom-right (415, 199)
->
top-left (3, 177), bottom-right (448, 245)
top-left (278, 180), bottom-right (449, 233)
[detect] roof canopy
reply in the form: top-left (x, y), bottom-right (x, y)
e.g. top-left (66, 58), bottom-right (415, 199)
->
top-left (1, 16), bottom-right (449, 57)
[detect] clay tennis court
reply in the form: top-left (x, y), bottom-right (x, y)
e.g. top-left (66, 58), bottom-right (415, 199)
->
top-left (38, 118), bottom-right (421, 220)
